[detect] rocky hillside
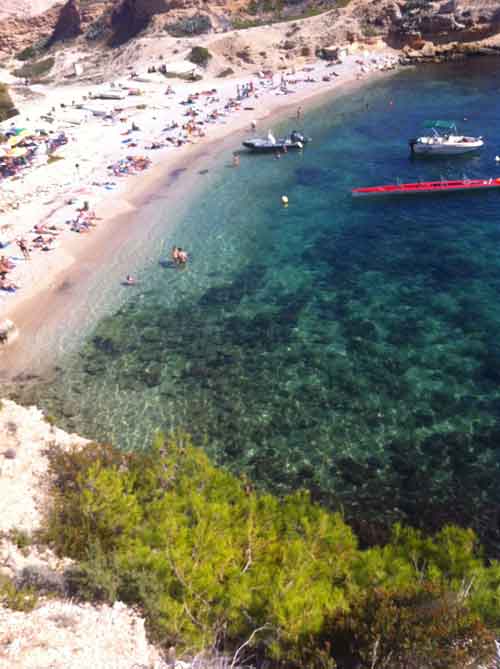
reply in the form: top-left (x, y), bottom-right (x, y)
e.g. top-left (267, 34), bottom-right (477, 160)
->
top-left (0, 0), bottom-right (333, 57)
top-left (351, 0), bottom-right (500, 46)
top-left (0, 1), bottom-right (62, 21)
top-left (0, 0), bottom-right (499, 123)
top-left (1, 0), bottom-right (500, 66)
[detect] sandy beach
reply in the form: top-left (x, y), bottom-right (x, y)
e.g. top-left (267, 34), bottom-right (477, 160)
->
top-left (0, 47), bottom-right (399, 377)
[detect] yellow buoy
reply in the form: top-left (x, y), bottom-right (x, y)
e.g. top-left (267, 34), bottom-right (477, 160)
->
top-left (281, 195), bottom-right (289, 206)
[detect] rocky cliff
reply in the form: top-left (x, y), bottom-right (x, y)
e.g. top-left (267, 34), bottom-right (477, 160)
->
top-left (110, 0), bottom-right (172, 45)
top-left (2, 1), bottom-right (500, 75)
top-left (346, 0), bottom-right (500, 46)
top-left (0, 4), bottom-right (62, 58)
top-left (48, 0), bottom-right (82, 45)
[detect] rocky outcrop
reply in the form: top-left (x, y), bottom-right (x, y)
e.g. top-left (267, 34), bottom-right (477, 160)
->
top-left (0, 598), bottom-right (170, 668)
top-left (0, 399), bottom-right (87, 534)
top-left (391, 0), bottom-right (500, 46)
top-left (0, 4), bottom-right (61, 58)
top-left (340, 0), bottom-right (500, 49)
top-left (110, 0), bottom-right (172, 45)
top-left (0, 400), bottom-right (171, 669)
top-left (0, 1), bottom-right (109, 57)
top-left (48, 0), bottom-right (82, 45)
top-left (400, 37), bottom-right (500, 64)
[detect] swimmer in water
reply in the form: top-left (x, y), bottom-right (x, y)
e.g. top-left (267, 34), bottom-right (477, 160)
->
top-left (177, 248), bottom-right (188, 264)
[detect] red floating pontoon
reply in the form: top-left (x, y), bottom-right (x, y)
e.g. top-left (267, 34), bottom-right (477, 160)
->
top-left (352, 177), bottom-right (500, 197)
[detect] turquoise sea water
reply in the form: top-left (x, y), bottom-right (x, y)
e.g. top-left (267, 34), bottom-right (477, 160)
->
top-left (14, 58), bottom-right (500, 548)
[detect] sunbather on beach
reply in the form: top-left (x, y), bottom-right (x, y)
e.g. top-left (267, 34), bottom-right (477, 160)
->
top-left (0, 278), bottom-right (19, 291)
top-left (0, 256), bottom-right (15, 270)
top-left (34, 223), bottom-right (49, 234)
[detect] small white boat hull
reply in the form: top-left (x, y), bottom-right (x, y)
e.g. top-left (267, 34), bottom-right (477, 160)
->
top-left (410, 135), bottom-right (484, 156)
top-left (412, 142), bottom-right (483, 155)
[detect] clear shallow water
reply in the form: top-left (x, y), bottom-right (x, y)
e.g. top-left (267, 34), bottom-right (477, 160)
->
top-left (14, 59), bottom-right (500, 548)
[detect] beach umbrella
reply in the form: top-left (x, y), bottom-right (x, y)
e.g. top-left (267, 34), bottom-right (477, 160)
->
top-left (8, 147), bottom-right (28, 158)
top-left (8, 130), bottom-right (31, 146)
top-left (8, 135), bottom-right (23, 147)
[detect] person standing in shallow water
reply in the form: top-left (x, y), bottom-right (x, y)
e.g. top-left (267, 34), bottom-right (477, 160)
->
top-left (171, 246), bottom-right (188, 265)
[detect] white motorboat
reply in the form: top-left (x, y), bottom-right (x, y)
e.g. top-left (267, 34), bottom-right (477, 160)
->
top-left (409, 120), bottom-right (483, 156)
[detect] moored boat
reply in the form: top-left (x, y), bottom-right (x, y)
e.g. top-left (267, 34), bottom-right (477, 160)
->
top-left (242, 130), bottom-right (310, 153)
top-left (409, 120), bottom-right (483, 156)
top-left (352, 177), bottom-right (500, 197)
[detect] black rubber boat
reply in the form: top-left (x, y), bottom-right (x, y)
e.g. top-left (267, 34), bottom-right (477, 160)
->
top-left (242, 130), bottom-right (310, 153)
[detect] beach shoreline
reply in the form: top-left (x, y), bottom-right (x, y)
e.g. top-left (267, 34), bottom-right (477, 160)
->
top-left (0, 54), bottom-right (399, 379)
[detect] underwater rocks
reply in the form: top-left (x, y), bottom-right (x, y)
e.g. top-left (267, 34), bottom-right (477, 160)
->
top-left (295, 166), bottom-right (328, 187)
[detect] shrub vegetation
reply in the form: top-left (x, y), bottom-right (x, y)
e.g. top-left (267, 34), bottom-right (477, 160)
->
top-left (217, 68), bottom-right (235, 78)
top-left (13, 57), bottom-right (55, 81)
top-left (15, 36), bottom-right (50, 61)
top-left (166, 14), bottom-right (212, 37)
top-left (0, 574), bottom-right (39, 612)
top-left (44, 436), bottom-right (500, 667)
top-left (187, 46), bottom-right (212, 67)
top-left (16, 45), bottom-right (36, 61)
top-left (0, 83), bottom-right (18, 122)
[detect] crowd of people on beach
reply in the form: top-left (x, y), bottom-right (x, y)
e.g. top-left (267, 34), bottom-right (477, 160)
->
top-left (0, 51), bottom-right (399, 301)
top-left (0, 201), bottom-right (102, 293)
top-left (0, 65), bottom-right (313, 295)
top-left (109, 155), bottom-right (152, 177)
top-left (0, 129), bottom-right (67, 184)
top-left (236, 82), bottom-right (254, 100)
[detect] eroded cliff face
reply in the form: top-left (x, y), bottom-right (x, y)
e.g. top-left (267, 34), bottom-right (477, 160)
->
top-left (0, 5), bottom-right (62, 57)
top-left (48, 0), bottom-right (82, 45)
top-left (0, 1), bottom-right (107, 57)
top-left (110, 0), bottom-right (172, 45)
top-left (350, 0), bottom-right (500, 46)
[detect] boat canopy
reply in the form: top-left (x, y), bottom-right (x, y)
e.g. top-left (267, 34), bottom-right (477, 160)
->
top-left (423, 120), bottom-right (456, 130)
